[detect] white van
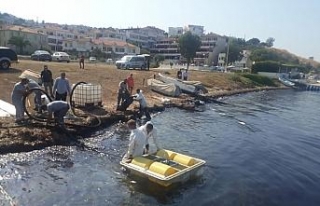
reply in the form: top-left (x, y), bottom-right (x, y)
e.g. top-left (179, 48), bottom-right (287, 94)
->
top-left (115, 55), bottom-right (146, 70)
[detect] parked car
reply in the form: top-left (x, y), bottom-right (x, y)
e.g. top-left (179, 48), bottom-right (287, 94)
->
top-left (115, 55), bottom-right (146, 70)
top-left (52, 52), bottom-right (70, 63)
top-left (89, 57), bottom-right (97, 62)
top-left (0, 47), bottom-right (18, 69)
top-left (106, 58), bottom-right (113, 64)
top-left (31, 50), bottom-right (52, 61)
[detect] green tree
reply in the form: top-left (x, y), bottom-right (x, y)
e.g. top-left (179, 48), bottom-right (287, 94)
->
top-left (154, 54), bottom-right (165, 63)
top-left (178, 31), bottom-right (201, 69)
top-left (246, 38), bottom-right (261, 47)
top-left (140, 48), bottom-right (150, 54)
top-left (228, 39), bottom-right (243, 63)
top-left (265, 37), bottom-right (275, 47)
top-left (8, 36), bottom-right (31, 54)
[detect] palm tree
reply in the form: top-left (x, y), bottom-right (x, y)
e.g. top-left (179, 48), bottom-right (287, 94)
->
top-left (8, 36), bottom-right (31, 54)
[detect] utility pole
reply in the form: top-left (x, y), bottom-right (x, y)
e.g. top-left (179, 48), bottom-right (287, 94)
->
top-left (225, 37), bottom-right (229, 71)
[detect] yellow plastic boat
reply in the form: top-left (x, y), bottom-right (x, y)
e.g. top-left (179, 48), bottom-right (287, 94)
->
top-left (120, 149), bottom-right (206, 187)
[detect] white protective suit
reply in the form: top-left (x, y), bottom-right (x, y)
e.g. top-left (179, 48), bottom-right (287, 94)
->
top-left (123, 128), bottom-right (146, 159)
top-left (138, 121), bottom-right (160, 151)
top-left (11, 82), bottom-right (26, 121)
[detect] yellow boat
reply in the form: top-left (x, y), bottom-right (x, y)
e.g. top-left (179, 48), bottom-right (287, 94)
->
top-left (120, 149), bottom-right (206, 187)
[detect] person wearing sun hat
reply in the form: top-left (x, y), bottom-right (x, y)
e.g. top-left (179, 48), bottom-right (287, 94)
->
top-left (11, 74), bottom-right (29, 123)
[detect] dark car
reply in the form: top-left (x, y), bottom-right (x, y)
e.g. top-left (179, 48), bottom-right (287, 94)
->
top-left (0, 47), bottom-right (18, 69)
top-left (31, 50), bottom-right (52, 61)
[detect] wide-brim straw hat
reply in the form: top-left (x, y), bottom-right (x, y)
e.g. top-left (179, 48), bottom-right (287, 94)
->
top-left (18, 73), bottom-right (28, 79)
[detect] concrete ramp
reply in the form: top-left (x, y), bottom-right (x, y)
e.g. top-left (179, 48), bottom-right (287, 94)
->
top-left (0, 100), bottom-right (16, 117)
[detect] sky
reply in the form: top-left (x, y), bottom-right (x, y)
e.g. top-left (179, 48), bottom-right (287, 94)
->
top-left (1, 0), bottom-right (320, 60)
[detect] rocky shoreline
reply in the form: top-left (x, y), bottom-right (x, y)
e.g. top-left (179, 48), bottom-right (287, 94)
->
top-left (0, 86), bottom-right (289, 155)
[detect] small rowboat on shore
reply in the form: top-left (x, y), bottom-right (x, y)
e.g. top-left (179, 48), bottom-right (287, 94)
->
top-left (278, 76), bottom-right (295, 87)
top-left (158, 73), bottom-right (198, 94)
top-left (120, 149), bottom-right (206, 187)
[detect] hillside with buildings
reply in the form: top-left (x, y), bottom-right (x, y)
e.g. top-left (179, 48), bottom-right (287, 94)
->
top-left (0, 11), bottom-right (318, 70)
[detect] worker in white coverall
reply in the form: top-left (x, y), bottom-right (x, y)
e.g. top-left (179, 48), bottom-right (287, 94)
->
top-left (11, 76), bottom-right (29, 123)
top-left (27, 79), bottom-right (42, 112)
top-left (138, 121), bottom-right (160, 154)
top-left (123, 119), bottom-right (146, 163)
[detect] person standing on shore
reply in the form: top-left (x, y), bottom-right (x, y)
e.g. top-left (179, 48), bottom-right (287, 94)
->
top-left (177, 69), bottom-right (182, 79)
top-left (52, 72), bottom-right (71, 101)
top-left (117, 79), bottom-right (129, 109)
top-left (132, 89), bottom-right (151, 120)
top-left (11, 76), bottom-right (29, 123)
top-left (79, 55), bottom-right (85, 69)
top-left (127, 74), bottom-right (134, 94)
top-left (182, 69), bottom-right (188, 81)
top-left (123, 119), bottom-right (146, 163)
top-left (40, 65), bottom-right (53, 97)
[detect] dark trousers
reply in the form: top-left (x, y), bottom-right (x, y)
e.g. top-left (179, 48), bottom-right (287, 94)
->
top-left (80, 60), bottom-right (84, 69)
top-left (139, 106), bottom-right (151, 120)
top-left (55, 92), bottom-right (67, 101)
top-left (54, 105), bottom-right (69, 124)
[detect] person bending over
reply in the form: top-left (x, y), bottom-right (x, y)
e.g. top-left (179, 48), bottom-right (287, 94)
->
top-left (138, 121), bottom-right (160, 154)
top-left (132, 89), bottom-right (151, 120)
top-left (46, 100), bottom-right (70, 127)
top-left (122, 119), bottom-right (146, 163)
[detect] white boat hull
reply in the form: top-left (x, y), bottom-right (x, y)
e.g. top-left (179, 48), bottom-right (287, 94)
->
top-left (158, 73), bottom-right (197, 94)
top-left (120, 149), bottom-right (206, 187)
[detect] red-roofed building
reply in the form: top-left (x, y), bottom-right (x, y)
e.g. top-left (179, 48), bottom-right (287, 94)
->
top-left (0, 25), bottom-right (49, 54)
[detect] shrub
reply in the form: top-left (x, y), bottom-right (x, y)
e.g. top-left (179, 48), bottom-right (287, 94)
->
top-left (242, 74), bottom-right (276, 86)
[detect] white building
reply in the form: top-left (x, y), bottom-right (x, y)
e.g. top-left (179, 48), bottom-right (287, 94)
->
top-left (0, 25), bottom-right (49, 54)
top-left (37, 26), bottom-right (75, 51)
top-left (194, 33), bottom-right (228, 66)
top-left (62, 37), bottom-right (93, 56)
top-left (93, 28), bottom-right (126, 41)
top-left (235, 50), bottom-right (252, 68)
top-left (218, 53), bottom-right (226, 67)
top-left (168, 27), bottom-right (184, 37)
top-left (119, 26), bottom-right (166, 49)
top-left (150, 38), bottom-right (180, 62)
top-left (62, 38), bottom-right (140, 57)
top-left (92, 39), bottom-right (139, 55)
top-left (184, 25), bottom-right (204, 36)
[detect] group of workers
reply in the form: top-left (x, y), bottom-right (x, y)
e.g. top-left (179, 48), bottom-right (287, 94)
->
top-left (11, 66), bottom-right (152, 126)
top-left (11, 65), bottom-right (71, 126)
top-left (177, 69), bottom-right (189, 80)
top-left (117, 75), bottom-right (151, 120)
top-left (123, 119), bottom-right (160, 163)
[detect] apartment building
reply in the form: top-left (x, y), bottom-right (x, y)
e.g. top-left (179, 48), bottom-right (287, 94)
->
top-left (62, 38), bottom-right (140, 57)
top-left (168, 27), bottom-right (184, 37)
top-left (37, 26), bottom-right (75, 52)
top-left (193, 33), bottom-right (227, 65)
top-left (184, 25), bottom-right (204, 36)
top-left (218, 53), bottom-right (226, 67)
top-left (120, 26), bottom-right (166, 49)
top-left (93, 28), bottom-right (126, 41)
top-left (62, 37), bottom-right (93, 56)
top-left (150, 38), bottom-right (181, 62)
top-left (0, 25), bottom-right (48, 54)
top-left (92, 39), bottom-right (139, 55)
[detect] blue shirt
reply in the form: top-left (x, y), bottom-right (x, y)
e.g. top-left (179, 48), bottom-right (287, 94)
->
top-left (53, 77), bottom-right (71, 94)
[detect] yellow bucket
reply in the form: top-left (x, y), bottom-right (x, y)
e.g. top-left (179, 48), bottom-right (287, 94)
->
top-left (131, 157), bottom-right (154, 169)
top-left (156, 149), bottom-right (177, 160)
top-left (173, 154), bottom-right (196, 166)
top-left (149, 162), bottom-right (178, 177)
